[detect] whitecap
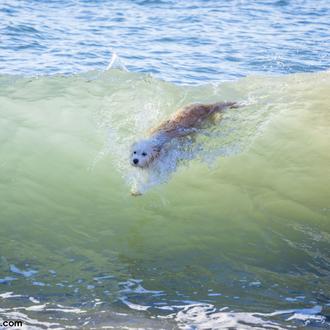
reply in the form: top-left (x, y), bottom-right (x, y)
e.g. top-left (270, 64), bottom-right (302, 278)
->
top-left (119, 297), bottom-right (150, 311)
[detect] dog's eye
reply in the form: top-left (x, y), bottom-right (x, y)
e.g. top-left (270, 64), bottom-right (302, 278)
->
top-left (133, 151), bottom-right (137, 154)
top-left (142, 152), bottom-right (147, 156)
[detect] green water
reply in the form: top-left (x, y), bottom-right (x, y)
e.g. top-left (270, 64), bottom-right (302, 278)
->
top-left (0, 70), bottom-right (329, 329)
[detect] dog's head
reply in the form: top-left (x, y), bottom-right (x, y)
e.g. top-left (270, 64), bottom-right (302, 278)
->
top-left (130, 139), bottom-right (160, 168)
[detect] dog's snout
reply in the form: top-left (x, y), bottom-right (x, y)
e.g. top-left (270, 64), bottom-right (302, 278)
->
top-left (133, 158), bottom-right (139, 164)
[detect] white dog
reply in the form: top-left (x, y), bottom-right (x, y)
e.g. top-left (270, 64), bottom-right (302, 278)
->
top-left (130, 101), bottom-right (238, 168)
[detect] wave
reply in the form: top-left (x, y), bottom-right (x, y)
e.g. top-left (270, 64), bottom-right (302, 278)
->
top-left (1, 67), bottom-right (329, 196)
top-left (0, 65), bottom-right (329, 329)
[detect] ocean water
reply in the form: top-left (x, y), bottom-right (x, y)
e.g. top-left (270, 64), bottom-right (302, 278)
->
top-left (0, 1), bottom-right (330, 329)
top-left (1, 0), bottom-right (330, 83)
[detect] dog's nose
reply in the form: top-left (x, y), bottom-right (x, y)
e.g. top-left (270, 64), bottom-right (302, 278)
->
top-left (133, 158), bottom-right (139, 164)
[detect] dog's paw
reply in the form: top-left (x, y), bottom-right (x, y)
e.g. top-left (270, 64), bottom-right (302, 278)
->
top-left (130, 189), bottom-right (143, 197)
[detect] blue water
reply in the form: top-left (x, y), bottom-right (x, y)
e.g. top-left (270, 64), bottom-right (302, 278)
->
top-left (1, 0), bottom-right (330, 84)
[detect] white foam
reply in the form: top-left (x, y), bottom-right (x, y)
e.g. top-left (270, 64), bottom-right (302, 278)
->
top-left (29, 297), bottom-right (40, 304)
top-left (119, 297), bottom-right (150, 311)
top-left (0, 292), bottom-right (22, 299)
top-left (174, 303), bottom-right (326, 330)
top-left (26, 304), bottom-right (47, 311)
top-left (176, 304), bottom-right (283, 330)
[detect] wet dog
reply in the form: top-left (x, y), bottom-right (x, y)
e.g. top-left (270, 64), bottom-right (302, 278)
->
top-left (130, 101), bottom-right (238, 169)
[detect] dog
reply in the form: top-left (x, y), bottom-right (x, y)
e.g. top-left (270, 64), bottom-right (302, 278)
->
top-left (130, 101), bottom-right (238, 169)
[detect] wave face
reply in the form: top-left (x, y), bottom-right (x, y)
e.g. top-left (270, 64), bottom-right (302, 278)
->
top-left (0, 70), bottom-right (329, 329)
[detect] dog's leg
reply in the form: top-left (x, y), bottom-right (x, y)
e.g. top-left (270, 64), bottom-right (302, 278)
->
top-left (130, 181), bottom-right (143, 196)
top-left (131, 190), bottom-right (143, 196)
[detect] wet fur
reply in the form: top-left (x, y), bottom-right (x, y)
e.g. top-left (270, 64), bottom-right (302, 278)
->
top-left (130, 101), bottom-right (238, 195)
top-left (149, 101), bottom-right (238, 139)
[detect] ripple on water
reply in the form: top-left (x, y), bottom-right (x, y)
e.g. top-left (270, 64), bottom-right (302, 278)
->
top-left (0, 0), bottom-right (329, 82)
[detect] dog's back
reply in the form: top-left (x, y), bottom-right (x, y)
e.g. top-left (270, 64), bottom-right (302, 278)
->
top-left (150, 102), bottom-right (237, 136)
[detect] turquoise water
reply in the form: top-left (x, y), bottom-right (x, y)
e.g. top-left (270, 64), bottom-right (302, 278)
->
top-left (1, 1), bottom-right (330, 329)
